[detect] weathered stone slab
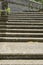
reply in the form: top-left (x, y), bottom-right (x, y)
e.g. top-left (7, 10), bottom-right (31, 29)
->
top-left (0, 42), bottom-right (43, 54)
top-left (0, 60), bottom-right (43, 65)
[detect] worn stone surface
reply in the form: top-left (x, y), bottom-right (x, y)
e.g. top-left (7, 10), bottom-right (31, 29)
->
top-left (0, 42), bottom-right (43, 65)
top-left (0, 42), bottom-right (43, 54)
top-left (0, 60), bottom-right (43, 65)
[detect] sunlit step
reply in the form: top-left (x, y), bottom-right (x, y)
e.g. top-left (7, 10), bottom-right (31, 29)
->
top-left (8, 17), bottom-right (43, 20)
top-left (6, 25), bottom-right (43, 27)
top-left (8, 16), bottom-right (43, 18)
top-left (0, 37), bottom-right (43, 40)
top-left (0, 33), bottom-right (43, 35)
top-left (8, 20), bottom-right (43, 22)
top-left (0, 32), bottom-right (43, 35)
top-left (6, 29), bottom-right (43, 31)
top-left (8, 15), bottom-right (43, 17)
top-left (8, 19), bottom-right (43, 21)
top-left (0, 29), bottom-right (43, 32)
top-left (7, 22), bottom-right (43, 25)
top-left (1, 26), bottom-right (43, 28)
top-left (5, 29), bottom-right (43, 33)
top-left (0, 23), bottom-right (43, 25)
top-left (0, 37), bottom-right (43, 42)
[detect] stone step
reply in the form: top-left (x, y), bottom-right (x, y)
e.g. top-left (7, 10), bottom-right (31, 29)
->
top-left (0, 60), bottom-right (43, 64)
top-left (6, 25), bottom-right (43, 27)
top-left (0, 33), bottom-right (43, 38)
top-left (7, 22), bottom-right (43, 25)
top-left (0, 29), bottom-right (43, 33)
top-left (0, 37), bottom-right (43, 42)
top-left (8, 17), bottom-right (43, 19)
top-left (0, 12), bottom-right (43, 42)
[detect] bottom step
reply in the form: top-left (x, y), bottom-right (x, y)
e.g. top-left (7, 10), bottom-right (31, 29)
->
top-left (0, 54), bottom-right (43, 60)
top-left (0, 60), bottom-right (43, 65)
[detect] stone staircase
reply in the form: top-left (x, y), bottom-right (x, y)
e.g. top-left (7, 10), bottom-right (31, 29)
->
top-left (0, 12), bottom-right (43, 42)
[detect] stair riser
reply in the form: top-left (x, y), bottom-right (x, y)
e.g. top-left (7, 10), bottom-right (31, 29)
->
top-left (0, 12), bottom-right (43, 42)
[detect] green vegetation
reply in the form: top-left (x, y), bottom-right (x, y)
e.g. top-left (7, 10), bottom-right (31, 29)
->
top-left (34, 0), bottom-right (43, 11)
top-left (34, 0), bottom-right (43, 3)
